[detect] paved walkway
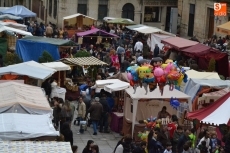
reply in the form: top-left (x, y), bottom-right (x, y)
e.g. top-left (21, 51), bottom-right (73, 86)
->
top-left (70, 101), bottom-right (122, 153)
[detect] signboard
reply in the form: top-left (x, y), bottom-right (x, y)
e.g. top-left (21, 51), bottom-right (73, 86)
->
top-left (144, 0), bottom-right (177, 6)
top-left (214, 3), bottom-right (227, 16)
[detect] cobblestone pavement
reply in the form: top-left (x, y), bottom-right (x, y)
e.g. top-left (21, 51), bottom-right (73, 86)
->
top-left (71, 101), bottom-right (122, 153)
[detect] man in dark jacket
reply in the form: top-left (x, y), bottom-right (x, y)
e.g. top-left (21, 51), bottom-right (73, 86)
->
top-left (88, 97), bottom-right (103, 135)
top-left (177, 129), bottom-right (191, 153)
top-left (99, 94), bottom-right (110, 133)
top-left (172, 126), bottom-right (183, 153)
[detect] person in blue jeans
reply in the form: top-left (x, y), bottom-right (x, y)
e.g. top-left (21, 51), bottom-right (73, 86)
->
top-left (88, 97), bottom-right (103, 135)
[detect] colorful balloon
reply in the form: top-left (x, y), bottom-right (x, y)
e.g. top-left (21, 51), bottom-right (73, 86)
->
top-left (127, 73), bottom-right (133, 80)
top-left (154, 67), bottom-right (164, 77)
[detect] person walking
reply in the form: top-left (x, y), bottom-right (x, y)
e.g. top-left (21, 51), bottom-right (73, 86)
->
top-left (76, 97), bottom-right (86, 126)
top-left (134, 39), bottom-right (143, 54)
top-left (88, 97), bottom-right (103, 135)
top-left (45, 24), bottom-right (53, 38)
top-left (153, 44), bottom-right (160, 57)
top-left (99, 93), bottom-right (110, 133)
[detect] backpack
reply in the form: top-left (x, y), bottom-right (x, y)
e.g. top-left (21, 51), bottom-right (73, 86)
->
top-left (122, 142), bottom-right (134, 153)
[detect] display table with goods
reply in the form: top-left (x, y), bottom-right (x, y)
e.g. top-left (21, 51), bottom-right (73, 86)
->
top-left (0, 141), bottom-right (72, 153)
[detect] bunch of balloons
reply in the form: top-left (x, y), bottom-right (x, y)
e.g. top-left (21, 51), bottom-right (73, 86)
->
top-left (126, 58), bottom-right (187, 95)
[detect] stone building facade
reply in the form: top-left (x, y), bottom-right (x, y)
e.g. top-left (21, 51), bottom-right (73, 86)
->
top-left (178, 0), bottom-right (230, 41)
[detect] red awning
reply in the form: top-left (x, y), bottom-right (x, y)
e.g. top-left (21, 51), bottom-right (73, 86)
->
top-left (187, 92), bottom-right (230, 126)
top-left (181, 44), bottom-right (211, 56)
top-left (161, 37), bottom-right (199, 50)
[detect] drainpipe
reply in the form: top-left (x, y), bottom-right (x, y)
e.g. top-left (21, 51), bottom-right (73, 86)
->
top-left (57, 0), bottom-right (59, 27)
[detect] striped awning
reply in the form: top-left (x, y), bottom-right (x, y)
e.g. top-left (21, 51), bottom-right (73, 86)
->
top-left (59, 57), bottom-right (108, 66)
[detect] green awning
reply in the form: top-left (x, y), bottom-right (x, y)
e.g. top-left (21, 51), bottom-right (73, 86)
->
top-left (21, 36), bottom-right (77, 46)
top-left (126, 24), bottom-right (145, 30)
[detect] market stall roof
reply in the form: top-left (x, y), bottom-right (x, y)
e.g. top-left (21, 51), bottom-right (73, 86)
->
top-left (41, 62), bottom-right (71, 71)
top-left (63, 13), bottom-right (96, 21)
top-left (187, 92), bottom-right (230, 126)
top-left (216, 21), bottom-right (230, 35)
top-left (185, 70), bottom-right (220, 79)
top-left (0, 81), bottom-right (52, 114)
top-left (0, 7), bottom-right (10, 13)
top-left (107, 72), bottom-right (129, 82)
top-left (107, 18), bottom-right (135, 25)
top-left (181, 43), bottom-right (213, 55)
top-left (21, 36), bottom-right (77, 46)
top-left (0, 5), bottom-right (36, 18)
top-left (198, 87), bottom-right (230, 105)
top-left (161, 37), bottom-right (199, 50)
top-left (96, 79), bottom-right (130, 93)
top-left (60, 57), bottom-right (108, 66)
top-left (126, 85), bottom-right (191, 100)
top-left (0, 24), bottom-right (32, 36)
top-left (129, 25), bottom-right (176, 36)
top-left (0, 141), bottom-right (72, 152)
top-left (0, 113), bottom-right (59, 140)
top-left (0, 61), bottom-right (56, 80)
top-left (76, 28), bottom-right (118, 37)
top-left (126, 24), bottom-right (145, 30)
top-left (0, 14), bottom-right (23, 20)
top-left (0, 21), bottom-right (27, 31)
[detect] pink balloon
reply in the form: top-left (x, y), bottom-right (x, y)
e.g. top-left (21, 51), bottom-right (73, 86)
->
top-left (164, 63), bottom-right (173, 74)
top-left (154, 67), bottom-right (164, 77)
top-left (127, 73), bottom-right (133, 80)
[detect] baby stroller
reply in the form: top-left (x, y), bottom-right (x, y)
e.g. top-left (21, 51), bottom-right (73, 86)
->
top-left (79, 118), bottom-right (88, 134)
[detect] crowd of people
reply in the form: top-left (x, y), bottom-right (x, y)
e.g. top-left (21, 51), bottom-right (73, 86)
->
top-left (202, 35), bottom-right (230, 52)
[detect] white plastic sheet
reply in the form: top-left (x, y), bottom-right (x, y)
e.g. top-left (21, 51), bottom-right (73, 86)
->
top-left (0, 113), bottom-right (59, 141)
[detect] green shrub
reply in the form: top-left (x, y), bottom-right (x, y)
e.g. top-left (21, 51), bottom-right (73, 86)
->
top-left (74, 50), bottom-right (91, 57)
top-left (38, 51), bottom-right (54, 63)
top-left (4, 52), bottom-right (22, 66)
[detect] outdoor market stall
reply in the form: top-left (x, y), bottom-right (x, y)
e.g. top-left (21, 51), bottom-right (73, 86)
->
top-left (123, 85), bottom-right (191, 138)
top-left (76, 28), bottom-right (118, 46)
top-left (183, 78), bottom-right (230, 111)
top-left (0, 61), bottom-right (56, 81)
top-left (0, 81), bottom-right (52, 114)
top-left (107, 18), bottom-right (135, 25)
top-left (96, 79), bottom-right (130, 133)
top-left (185, 70), bottom-right (220, 79)
top-left (161, 37), bottom-right (199, 50)
top-left (187, 92), bottom-right (230, 126)
top-left (0, 141), bottom-right (72, 153)
top-left (126, 24), bottom-right (176, 49)
top-left (59, 57), bottom-right (108, 100)
top-left (181, 43), bottom-right (229, 78)
top-left (216, 21), bottom-right (230, 35)
top-left (0, 113), bottom-right (59, 141)
top-left (0, 5), bottom-right (36, 18)
top-left (16, 36), bottom-right (77, 62)
top-left (63, 13), bottom-right (96, 38)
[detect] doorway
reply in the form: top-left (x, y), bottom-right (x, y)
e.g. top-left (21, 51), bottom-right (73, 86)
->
top-left (188, 4), bottom-right (195, 37)
top-left (165, 7), bottom-right (171, 31)
top-left (208, 8), bottom-right (214, 38)
top-left (122, 3), bottom-right (134, 21)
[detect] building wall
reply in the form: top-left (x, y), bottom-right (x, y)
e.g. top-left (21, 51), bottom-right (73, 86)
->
top-left (178, 0), bottom-right (230, 41)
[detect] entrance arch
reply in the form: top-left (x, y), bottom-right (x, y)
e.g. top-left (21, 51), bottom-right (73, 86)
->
top-left (122, 3), bottom-right (134, 21)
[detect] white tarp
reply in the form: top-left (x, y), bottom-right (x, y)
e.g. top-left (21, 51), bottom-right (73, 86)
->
top-left (0, 81), bottom-right (52, 114)
top-left (147, 33), bottom-right (174, 50)
top-left (0, 113), bottom-right (59, 141)
top-left (0, 61), bottom-right (57, 80)
top-left (96, 79), bottom-right (130, 93)
top-left (0, 24), bottom-right (32, 36)
top-left (185, 70), bottom-right (220, 79)
top-left (0, 21), bottom-right (27, 31)
top-left (42, 62), bottom-right (71, 71)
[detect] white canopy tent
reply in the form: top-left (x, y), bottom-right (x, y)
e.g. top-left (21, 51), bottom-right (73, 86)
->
top-left (0, 81), bottom-right (52, 114)
top-left (0, 21), bottom-right (27, 31)
top-left (133, 26), bottom-right (175, 36)
top-left (185, 70), bottom-right (220, 79)
top-left (125, 85), bottom-right (191, 137)
top-left (0, 61), bottom-right (56, 80)
top-left (42, 62), bottom-right (71, 71)
top-left (183, 79), bottom-right (230, 102)
top-left (0, 113), bottom-right (59, 141)
top-left (96, 79), bottom-right (130, 93)
top-left (0, 24), bottom-right (32, 36)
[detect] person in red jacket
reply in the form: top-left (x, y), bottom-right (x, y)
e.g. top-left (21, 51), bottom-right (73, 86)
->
top-left (167, 115), bottom-right (178, 140)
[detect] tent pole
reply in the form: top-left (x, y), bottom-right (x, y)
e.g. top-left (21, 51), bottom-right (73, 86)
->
top-left (58, 71), bottom-right (60, 86)
top-left (132, 99), bottom-right (138, 138)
